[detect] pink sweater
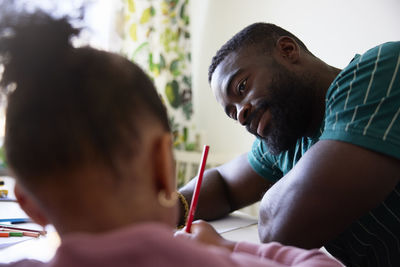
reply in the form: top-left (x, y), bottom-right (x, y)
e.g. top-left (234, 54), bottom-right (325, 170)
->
top-left (2, 223), bottom-right (342, 267)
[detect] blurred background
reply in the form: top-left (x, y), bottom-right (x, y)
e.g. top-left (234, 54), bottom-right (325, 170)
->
top-left (0, 0), bottom-right (399, 184)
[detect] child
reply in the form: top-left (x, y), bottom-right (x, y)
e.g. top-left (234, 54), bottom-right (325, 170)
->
top-left (0, 3), bottom-right (342, 267)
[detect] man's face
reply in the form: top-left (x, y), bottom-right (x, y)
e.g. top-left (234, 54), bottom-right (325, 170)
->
top-left (210, 47), bottom-right (315, 155)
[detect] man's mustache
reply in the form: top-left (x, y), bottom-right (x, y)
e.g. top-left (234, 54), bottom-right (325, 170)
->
top-left (245, 101), bottom-right (270, 137)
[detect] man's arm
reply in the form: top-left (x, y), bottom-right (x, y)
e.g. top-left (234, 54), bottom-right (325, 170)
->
top-left (258, 139), bottom-right (400, 248)
top-left (178, 153), bottom-right (272, 224)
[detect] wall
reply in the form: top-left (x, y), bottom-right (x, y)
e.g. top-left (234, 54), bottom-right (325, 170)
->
top-left (190, 0), bottom-right (400, 156)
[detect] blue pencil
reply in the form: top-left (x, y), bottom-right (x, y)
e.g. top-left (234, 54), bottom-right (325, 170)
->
top-left (0, 218), bottom-right (32, 224)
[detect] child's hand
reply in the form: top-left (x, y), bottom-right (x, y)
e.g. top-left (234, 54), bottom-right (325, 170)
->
top-left (174, 220), bottom-right (236, 252)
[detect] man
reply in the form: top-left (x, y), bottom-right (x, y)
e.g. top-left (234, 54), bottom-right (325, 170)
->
top-left (0, 3), bottom-right (343, 266)
top-left (179, 23), bottom-right (400, 266)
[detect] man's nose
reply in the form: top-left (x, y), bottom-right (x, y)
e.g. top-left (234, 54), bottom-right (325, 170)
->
top-left (237, 103), bottom-right (252, 125)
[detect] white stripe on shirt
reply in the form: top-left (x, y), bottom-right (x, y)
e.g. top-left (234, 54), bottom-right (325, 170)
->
top-left (332, 112), bottom-right (338, 130)
top-left (351, 230), bottom-right (380, 266)
top-left (363, 45), bottom-right (383, 104)
top-left (386, 53), bottom-right (400, 97)
top-left (343, 55), bottom-right (363, 111)
top-left (382, 202), bottom-right (400, 223)
top-left (363, 97), bottom-right (385, 135)
top-left (357, 221), bottom-right (392, 267)
top-left (383, 107), bottom-right (400, 141)
top-left (346, 105), bottom-right (359, 132)
top-left (369, 212), bottom-right (400, 251)
top-left (344, 69), bottom-right (357, 110)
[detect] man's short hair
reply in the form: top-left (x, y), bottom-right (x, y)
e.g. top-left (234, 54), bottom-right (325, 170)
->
top-left (208, 22), bottom-right (312, 83)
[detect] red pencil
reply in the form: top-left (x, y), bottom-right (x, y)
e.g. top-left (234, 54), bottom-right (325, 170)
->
top-left (185, 145), bottom-right (210, 233)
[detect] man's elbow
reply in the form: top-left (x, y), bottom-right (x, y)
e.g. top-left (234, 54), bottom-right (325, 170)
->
top-left (258, 212), bottom-right (324, 249)
top-left (258, 222), bottom-right (272, 243)
top-left (257, 208), bottom-right (275, 243)
top-left (257, 209), bottom-right (294, 246)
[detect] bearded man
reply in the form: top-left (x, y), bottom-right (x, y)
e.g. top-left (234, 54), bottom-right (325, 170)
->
top-left (178, 23), bottom-right (400, 267)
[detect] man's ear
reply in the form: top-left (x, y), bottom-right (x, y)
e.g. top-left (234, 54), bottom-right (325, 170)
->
top-left (14, 182), bottom-right (49, 226)
top-left (275, 36), bottom-right (300, 63)
top-left (153, 133), bottom-right (175, 195)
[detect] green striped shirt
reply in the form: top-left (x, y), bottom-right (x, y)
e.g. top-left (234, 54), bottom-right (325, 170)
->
top-left (249, 42), bottom-right (400, 267)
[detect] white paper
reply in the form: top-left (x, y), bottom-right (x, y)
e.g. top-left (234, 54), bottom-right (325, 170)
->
top-left (210, 211), bottom-right (258, 234)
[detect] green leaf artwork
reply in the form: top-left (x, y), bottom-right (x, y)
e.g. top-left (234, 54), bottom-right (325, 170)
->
top-left (159, 54), bottom-right (166, 69)
top-left (169, 59), bottom-right (180, 76)
top-left (126, 0), bottom-right (135, 12)
top-left (140, 6), bottom-right (155, 24)
top-left (183, 75), bottom-right (191, 87)
top-left (0, 146), bottom-right (7, 169)
top-left (131, 42), bottom-right (149, 62)
top-left (122, 0), bottom-right (196, 153)
top-left (165, 80), bottom-right (181, 108)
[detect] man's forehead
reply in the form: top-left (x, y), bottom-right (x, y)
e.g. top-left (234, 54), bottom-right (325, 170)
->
top-left (211, 46), bottom-right (264, 90)
top-left (211, 51), bottom-right (242, 91)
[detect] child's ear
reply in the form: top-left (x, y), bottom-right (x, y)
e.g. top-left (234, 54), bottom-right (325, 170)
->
top-left (14, 182), bottom-right (49, 227)
top-left (153, 133), bottom-right (175, 195)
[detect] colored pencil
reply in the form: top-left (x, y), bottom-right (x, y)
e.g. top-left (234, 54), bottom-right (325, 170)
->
top-left (11, 218), bottom-right (33, 224)
top-left (185, 145), bottom-right (209, 233)
top-left (0, 224), bottom-right (47, 235)
top-left (0, 197), bottom-right (17, 202)
top-left (0, 231), bottom-right (23, 237)
top-left (0, 232), bottom-right (10, 237)
top-left (0, 229), bottom-right (40, 238)
top-left (0, 218), bottom-right (32, 224)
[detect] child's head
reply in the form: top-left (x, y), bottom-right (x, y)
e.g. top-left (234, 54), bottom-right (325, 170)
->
top-left (0, 4), bottom-right (177, 235)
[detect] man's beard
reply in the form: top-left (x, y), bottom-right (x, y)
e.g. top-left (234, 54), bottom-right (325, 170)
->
top-left (248, 67), bottom-right (316, 155)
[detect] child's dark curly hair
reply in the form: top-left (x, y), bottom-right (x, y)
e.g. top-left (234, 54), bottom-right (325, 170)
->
top-left (0, 2), bottom-right (170, 187)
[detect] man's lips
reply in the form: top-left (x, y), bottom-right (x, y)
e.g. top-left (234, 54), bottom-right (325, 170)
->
top-left (256, 111), bottom-right (272, 137)
top-left (247, 109), bottom-right (271, 138)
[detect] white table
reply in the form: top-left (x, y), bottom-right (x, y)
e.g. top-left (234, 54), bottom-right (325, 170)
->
top-left (210, 211), bottom-right (259, 243)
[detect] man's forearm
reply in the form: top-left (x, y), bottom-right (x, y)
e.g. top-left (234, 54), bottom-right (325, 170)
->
top-left (178, 168), bottom-right (233, 225)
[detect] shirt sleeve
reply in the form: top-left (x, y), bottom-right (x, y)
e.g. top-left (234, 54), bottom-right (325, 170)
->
top-left (320, 42), bottom-right (400, 160)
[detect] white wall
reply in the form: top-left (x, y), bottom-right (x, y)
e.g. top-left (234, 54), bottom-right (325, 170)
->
top-left (190, 0), bottom-right (400, 156)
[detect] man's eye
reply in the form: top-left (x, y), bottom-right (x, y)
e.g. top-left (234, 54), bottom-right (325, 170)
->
top-left (237, 79), bottom-right (247, 95)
